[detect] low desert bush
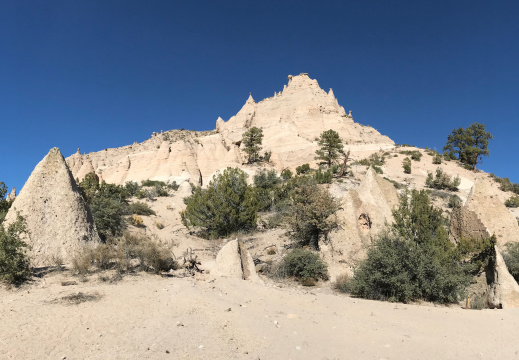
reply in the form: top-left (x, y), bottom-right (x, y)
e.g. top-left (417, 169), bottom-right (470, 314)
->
top-left (503, 242), bottom-right (519, 283)
top-left (333, 273), bottom-right (352, 293)
top-left (448, 195), bottom-right (462, 208)
top-left (71, 233), bottom-right (177, 275)
top-left (130, 214), bottom-right (145, 227)
top-left (399, 150), bottom-right (422, 161)
top-left (402, 157), bottom-right (412, 174)
top-left (296, 163), bottom-right (311, 175)
top-left (505, 196), bottom-right (519, 208)
top-left (0, 216), bottom-right (31, 285)
top-left (129, 202), bottom-right (156, 216)
top-left (425, 168), bottom-right (461, 191)
top-left (276, 248), bottom-right (329, 281)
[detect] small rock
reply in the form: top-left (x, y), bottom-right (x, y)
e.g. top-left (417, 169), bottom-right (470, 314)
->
top-left (198, 345), bottom-right (204, 349)
top-left (166, 350), bottom-right (170, 354)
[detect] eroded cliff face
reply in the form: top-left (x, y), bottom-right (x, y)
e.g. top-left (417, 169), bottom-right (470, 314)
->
top-left (66, 73), bottom-right (394, 186)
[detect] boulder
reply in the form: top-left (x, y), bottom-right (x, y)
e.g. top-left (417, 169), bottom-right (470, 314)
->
top-left (211, 240), bottom-right (262, 283)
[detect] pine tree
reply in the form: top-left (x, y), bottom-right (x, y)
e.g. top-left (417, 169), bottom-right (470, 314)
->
top-left (443, 122), bottom-right (492, 170)
top-left (315, 129), bottom-right (344, 167)
top-left (242, 127), bottom-right (264, 164)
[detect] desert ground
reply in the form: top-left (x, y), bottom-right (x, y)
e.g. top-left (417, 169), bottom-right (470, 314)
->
top-left (1, 271), bottom-right (519, 360)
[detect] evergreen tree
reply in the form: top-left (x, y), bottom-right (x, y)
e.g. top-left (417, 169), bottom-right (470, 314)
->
top-left (242, 127), bottom-right (264, 164)
top-left (315, 129), bottom-right (344, 167)
top-left (443, 122), bottom-right (492, 170)
top-left (181, 168), bottom-right (259, 238)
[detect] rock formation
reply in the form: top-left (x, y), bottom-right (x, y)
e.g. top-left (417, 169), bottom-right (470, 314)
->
top-left (487, 246), bottom-right (519, 309)
top-left (211, 240), bottom-right (261, 283)
top-left (5, 187), bottom-right (15, 202)
top-left (66, 73), bottom-right (394, 186)
top-left (449, 178), bottom-right (519, 308)
top-left (450, 178), bottom-right (519, 247)
top-left (4, 148), bottom-right (100, 266)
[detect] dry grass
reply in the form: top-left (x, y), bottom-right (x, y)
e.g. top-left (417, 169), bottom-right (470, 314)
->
top-left (58, 292), bottom-right (101, 305)
top-left (70, 233), bottom-right (177, 276)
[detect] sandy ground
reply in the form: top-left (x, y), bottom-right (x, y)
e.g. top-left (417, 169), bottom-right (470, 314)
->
top-left (2, 272), bottom-right (519, 360)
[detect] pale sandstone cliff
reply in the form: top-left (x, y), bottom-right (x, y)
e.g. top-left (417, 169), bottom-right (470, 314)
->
top-left (66, 73), bottom-right (394, 186)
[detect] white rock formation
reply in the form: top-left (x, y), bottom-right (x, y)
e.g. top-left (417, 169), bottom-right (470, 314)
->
top-left (211, 240), bottom-right (261, 283)
top-left (4, 148), bottom-right (100, 266)
top-left (66, 73), bottom-right (394, 186)
top-left (487, 246), bottom-right (519, 309)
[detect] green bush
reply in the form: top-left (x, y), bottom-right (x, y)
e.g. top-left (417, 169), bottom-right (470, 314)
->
top-left (181, 168), bottom-right (259, 238)
top-left (503, 242), bottom-right (519, 283)
top-left (281, 169), bottom-right (293, 180)
top-left (425, 168), bottom-right (461, 191)
top-left (402, 157), bottom-right (412, 174)
top-left (432, 153), bottom-right (442, 165)
top-left (357, 153), bottom-right (385, 167)
top-left (277, 248), bottom-right (328, 281)
top-left (254, 169), bottom-right (281, 189)
top-left (349, 190), bottom-right (488, 304)
top-left (129, 202), bottom-right (156, 216)
top-left (399, 150), bottom-right (422, 161)
top-left (313, 168), bottom-right (333, 184)
top-left (284, 184), bottom-right (339, 249)
top-left (505, 196), bottom-right (519, 208)
top-left (448, 195), bottom-right (462, 208)
top-left (0, 216), bottom-right (31, 285)
top-left (296, 163), bottom-right (311, 175)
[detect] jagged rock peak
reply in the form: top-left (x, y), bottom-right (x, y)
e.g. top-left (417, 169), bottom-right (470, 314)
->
top-left (5, 147), bottom-right (100, 266)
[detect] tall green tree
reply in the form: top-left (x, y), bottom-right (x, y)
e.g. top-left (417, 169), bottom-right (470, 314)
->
top-left (315, 129), bottom-right (344, 167)
top-left (0, 215), bottom-right (31, 285)
top-left (0, 182), bottom-right (13, 225)
top-left (242, 127), bottom-right (264, 164)
top-left (443, 122), bottom-right (492, 170)
top-left (181, 168), bottom-right (259, 238)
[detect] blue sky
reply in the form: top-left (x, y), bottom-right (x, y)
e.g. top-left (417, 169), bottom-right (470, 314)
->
top-left (1, 1), bottom-right (518, 192)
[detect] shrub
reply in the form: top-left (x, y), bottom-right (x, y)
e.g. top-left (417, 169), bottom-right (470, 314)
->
top-left (262, 150), bottom-right (272, 163)
top-left (503, 242), bottom-right (519, 283)
top-left (129, 202), bottom-right (156, 216)
top-left (281, 169), bottom-right (293, 180)
top-left (402, 157), bottom-right (412, 174)
top-left (277, 248), bottom-right (328, 281)
top-left (284, 184), bottom-right (340, 249)
top-left (425, 168), bottom-right (461, 191)
top-left (505, 196), bottom-right (519, 208)
top-left (0, 216), bottom-right (31, 285)
top-left (313, 168), bottom-right (333, 184)
top-left (254, 169), bottom-right (281, 189)
top-left (71, 233), bottom-right (177, 275)
top-left (333, 273), bottom-right (352, 293)
top-left (296, 163), bottom-right (311, 175)
top-left (432, 153), bottom-right (442, 164)
top-left (399, 150), bottom-right (422, 161)
top-left (448, 195), bottom-right (462, 208)
top-left (181, 168), bottom-right (259, 238)
top-left (349, 190), bottom-right (491, 304)
top-left (357, 153), bottom-right (385, 167)
top-left (130, 214), bottom-right (145, 227)
top-left (154, 220), bottom-right (164, 229)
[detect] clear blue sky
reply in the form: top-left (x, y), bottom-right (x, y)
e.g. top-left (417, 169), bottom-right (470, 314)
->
top-left (1, 1), bottom-right (518, 193)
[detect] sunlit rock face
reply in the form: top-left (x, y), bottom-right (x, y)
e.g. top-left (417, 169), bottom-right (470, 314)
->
top-left (67, 73), bottom-right (394, 186)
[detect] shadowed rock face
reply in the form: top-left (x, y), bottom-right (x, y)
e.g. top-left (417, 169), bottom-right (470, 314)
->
top-left (5, 148), bottom-right (100, 266)
top-left (66, 73), bottom-right (394, 186)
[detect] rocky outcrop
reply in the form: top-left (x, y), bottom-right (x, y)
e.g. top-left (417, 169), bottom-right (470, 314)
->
top-left (5, 187), bottom-right (16, 202)
top-left (66, 73), bottom-right (394, 187)
top-left (4, 148), bottom-right (100, 266)
top-left (487, 246), bottom-right (519, 309)
top-left (450, 178), bottom-right (519, 247)
top-left (211, 240), bottom-right (261, 283)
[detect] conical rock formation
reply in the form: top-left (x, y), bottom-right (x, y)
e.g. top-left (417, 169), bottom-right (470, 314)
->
top-left (4, 148), bottom-right (100, 266)
top-left (211, 240), bottom-right (262, 283)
